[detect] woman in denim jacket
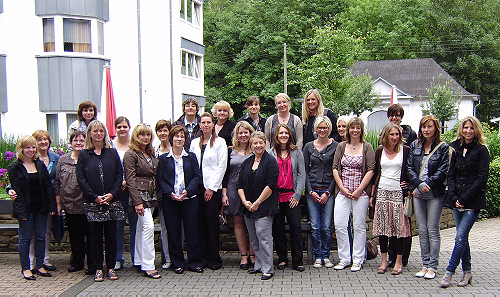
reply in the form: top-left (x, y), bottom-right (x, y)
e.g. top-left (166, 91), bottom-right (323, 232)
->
top-left (407, 115), bottom-right (449, 279)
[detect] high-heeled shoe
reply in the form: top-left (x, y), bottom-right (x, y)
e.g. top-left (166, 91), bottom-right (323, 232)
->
top-left (22, 270), bottom-right (36, 280)
top-left (249, 254), bottom-right (256, 266)
top-left (457, 272), bottom-right (472, 287)
top-left (240, 254), bottom-right (249, 270)
top-left (35, 269), bottom-right (52, 277)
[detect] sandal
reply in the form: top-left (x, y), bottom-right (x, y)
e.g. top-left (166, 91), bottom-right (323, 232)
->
top-left (377, 266), bottom-right (388, 274)
top-left (144, 270), bottom-right (161, 279)
top-left (391, 267), bottom-right (402, 275)
top-left (108, 269), bottom-right (119, 280)
top-left (94, 270), bottom-right (104, 282)
top-left (240, 253), bottom-right (249, 270)
top-left (174, 267), bottom-right (184, 274)
top-left (249, 254), bottom-right (256, 266)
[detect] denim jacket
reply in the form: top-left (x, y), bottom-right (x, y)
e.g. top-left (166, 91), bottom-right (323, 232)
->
top-left (407, 139), bottom-right (449, 198)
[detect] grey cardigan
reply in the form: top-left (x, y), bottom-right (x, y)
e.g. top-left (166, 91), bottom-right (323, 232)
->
top-left (268, 149), bottom-right (306, 201)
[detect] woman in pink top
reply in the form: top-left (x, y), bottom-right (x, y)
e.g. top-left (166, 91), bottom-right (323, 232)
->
top-left (268, 124), bottom-right (306, 272)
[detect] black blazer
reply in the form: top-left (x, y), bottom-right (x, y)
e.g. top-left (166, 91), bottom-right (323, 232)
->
top-left (217, 120), bottom-right (236, 147)
top-left (157, 151), bottom-right (201, 200)
top-left (237, 151), bottom-right (279, 219)
top-left (76, 148), bottom-right (123, 203)
top-left (407, 139), bottom-right (449, 198)
top-left (447, 139), bottom-right (490, 209)
top-left (8, 159), bottom-right (56, 220)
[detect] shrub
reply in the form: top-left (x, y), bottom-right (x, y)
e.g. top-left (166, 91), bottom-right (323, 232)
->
top-left (486, 131), bottom-right (500, 161)
top-left (365, 130), bottom-right (380, 150)
top-left (483, 157), bottom-right (500, 219)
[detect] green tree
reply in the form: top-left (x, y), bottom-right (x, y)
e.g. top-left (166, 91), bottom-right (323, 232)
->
top-left (420, 75), bottom-right (461, 131)
top-left (293, 25), bottom-right (379, 115)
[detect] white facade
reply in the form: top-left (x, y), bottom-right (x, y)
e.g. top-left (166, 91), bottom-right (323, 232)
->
top-left (0, 0), bottom-right (204, 140)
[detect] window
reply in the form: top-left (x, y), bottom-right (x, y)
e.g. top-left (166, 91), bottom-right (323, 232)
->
top-left (66, 114), bottom-right (77, 130)
top-left (97, 21), bottom-right (104, 55)
top-left (63, 19), bottom-right (91, 53)
top-left (180, 0), bottom-right (201, 25)
top-left (46, 114), bottom-right (59, 143)
top-left (181, 51), bottom-right (201, 78)
top-left (43, 18), bottom-right (55, 52)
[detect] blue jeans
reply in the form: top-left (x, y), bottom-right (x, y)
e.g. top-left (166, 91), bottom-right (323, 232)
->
top-left (115, 191), bottom-right (138, 264)
top-left (18, 213), bottom-right (48, 270)
top-left (306, 189), bottom-right (334, 260)
top-left (446, 209), bottom-right (480, 274)
top-left (413, 197), bottom-right (443, 270)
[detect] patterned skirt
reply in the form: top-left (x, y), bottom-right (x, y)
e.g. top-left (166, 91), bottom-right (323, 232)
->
top-left (373, 188), bottom-right (411, 238)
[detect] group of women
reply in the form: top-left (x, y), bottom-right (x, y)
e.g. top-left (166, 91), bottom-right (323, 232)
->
top-left (8, 92), bottom-right (490, 287)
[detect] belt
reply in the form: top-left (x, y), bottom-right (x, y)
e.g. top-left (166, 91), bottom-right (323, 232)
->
top-left (277, 188), bottom-right (294, 193)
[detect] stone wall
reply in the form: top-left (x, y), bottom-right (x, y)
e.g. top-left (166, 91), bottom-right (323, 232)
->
top-left (0, 209), bottom-right (455, 253)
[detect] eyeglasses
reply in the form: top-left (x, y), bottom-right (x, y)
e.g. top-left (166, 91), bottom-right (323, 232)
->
top-left (316, 126), bottom-right (329, 131)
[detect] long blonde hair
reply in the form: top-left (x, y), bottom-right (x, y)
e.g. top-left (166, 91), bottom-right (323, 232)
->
top-left (302, 89), bottom-right (325, 125)
top-left (456, 116), bottom-right (486, 145)
top-left (380, 123), bottom-right (403, 153)
top-left (129, 124), bottom-right (155, 156)
top-left (231, 121), bottom-right (254, 154)
top-left (84, 120), bottom-right (112, 149)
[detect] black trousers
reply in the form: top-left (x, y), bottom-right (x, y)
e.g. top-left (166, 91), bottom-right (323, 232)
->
top-left (66, 214), bottom-right (93, 269)
top-left (388, 218), bottom-right (412, 265)
top-left (273, 201), bottom-right (303, 267)
top-left (197, 190), bottom-right (222, 268)
top-left (89, 220), bottom-right (116, 271)
top-left (380, 235), bottom-right (404, 255)
top-left (163, 197), bottom-right (202, 271)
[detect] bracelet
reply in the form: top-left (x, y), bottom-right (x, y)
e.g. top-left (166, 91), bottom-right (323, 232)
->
top-left (255, 200), bottom-right (260, 205)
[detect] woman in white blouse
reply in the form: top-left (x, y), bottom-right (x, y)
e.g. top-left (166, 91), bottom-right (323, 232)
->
top-left (190, 112), bottom-right (228, 270)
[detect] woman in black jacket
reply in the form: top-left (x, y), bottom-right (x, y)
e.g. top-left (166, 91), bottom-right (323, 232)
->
top-left (439, 116), bottom-right (490, 288)
top-left (238, 131), bottom-right (279, 280)
top-left (8, 135), bottom-right (56, 280)
top-left (407, 115), bottom-right (449, 279)
top-left (76, 121), bottom-right (124, 282)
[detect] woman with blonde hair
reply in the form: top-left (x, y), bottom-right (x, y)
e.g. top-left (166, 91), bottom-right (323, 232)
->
top-left (77, 120), bottom-right (124, 282)
top-left (190, 112), bottom-right (228, 270)
top-left (370, 123), bottom-right (411, 275)
top-left (332, 117), bottom-right (375, 272)
top-left (335, 116), bottom-right (349, 143)
top-left (222, 121), bottom-right (255, 269)
top-left (439, 116), bottom-right (490, 287)
top-left (123, 124), bottom-right (160, 278)
top-left (302, 89), bottom-right (338, 145)
top-left (8, 135), bottom-right (57, 280)
top-left (212, 100), bottom-right (236, 147)
top-left (265, 93), bottom-right (303, 149)
top-left (407, 115), bottom-right (449, 279)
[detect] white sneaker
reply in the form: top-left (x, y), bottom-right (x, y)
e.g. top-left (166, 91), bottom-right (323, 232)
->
top-left (415, 267), bottom-right (428, 277)
top-left (313, 259), bottom-right (323, 268)
top-left (424, 268), bottom-right (436, 279)
top-left (334, 262), bottom-right (350, 270)
top-left (162, 262), bottom-right (171, 269)
top-left (350, 263), bottom-right (362, 272)
top-left (114, 261), bottom-right (122, 271)
top-left (323, 259), bottom-right (334, 268)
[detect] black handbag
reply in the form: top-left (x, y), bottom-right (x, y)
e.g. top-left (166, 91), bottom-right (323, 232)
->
top-left (84, 200), bottom-right (126, 222)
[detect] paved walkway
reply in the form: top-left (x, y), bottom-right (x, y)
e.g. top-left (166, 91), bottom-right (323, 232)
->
top-left (0, 218), bottom-right (499, 296)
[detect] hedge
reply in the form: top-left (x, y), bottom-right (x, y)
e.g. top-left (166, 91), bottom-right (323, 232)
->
top-left (483, 157), bottom-right (500, 219)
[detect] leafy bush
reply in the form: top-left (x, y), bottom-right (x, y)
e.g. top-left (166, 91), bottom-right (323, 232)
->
top-left (364, 130), bottom-right (380, 150)
top-left (486, 131), bottom-right (500, 161)
top-left (483, 157), bottom-right (500, 218)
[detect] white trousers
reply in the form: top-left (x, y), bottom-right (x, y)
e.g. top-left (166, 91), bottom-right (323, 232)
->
top-left (134, 207), bottom-right (156, 271)
top-left (334, 193), bottom-right (369, 265)
top-left (30, 214), bottom-right (51, 268)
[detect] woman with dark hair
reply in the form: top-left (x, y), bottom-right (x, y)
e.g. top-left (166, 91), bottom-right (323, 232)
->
top-left (158, 125), bottom-right (203, 274)
top-left (439, 116), bottom-right (490, 288)
top-left (8, 135), bottom-right (57, 280)
top-left (370, 123), bottom-right (411, 275)
top-left (303, 116), bottom-right (338, 268)
top-left (238, 96), bottom-right (266, 132)
top-left (111, 116), bottom-right (134, 271)
top-left (190, 112), bottom-right (228, 270)
top-left (407, 115), bottom-right (449, 279)
top-left (174, 98), bottom-right (201, 150)
top-left (301, 89), bottom-right (338, 144)
top-left (269, 124), bottom-right (306, 272)
top-left (77, 121), bottom-right (124, 282)
top-left (265, 93), bottom-right (303, 149)
top-left (68, 100), bottom-right (98, 137)
top-left (222, 121), bottom-right (255, 269)
top-left (155, 119), bottom-right (173, 269)
top-left (238, 131), bottom-right (279, 280)
top-left (123, 124), bottom-right (161, 279)
top-left (212, 100), bottom-right (236, 147)
top-left (332, 117), bottom-right (375, 272)
top-left (55, 131), bottom-right (94, 274)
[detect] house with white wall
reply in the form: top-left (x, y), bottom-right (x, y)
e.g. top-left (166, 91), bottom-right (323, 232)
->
top-left (352, 58), bottom-right (478, 132)
top-left (0, 0), bottom-right (205, 141)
